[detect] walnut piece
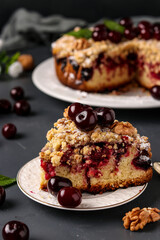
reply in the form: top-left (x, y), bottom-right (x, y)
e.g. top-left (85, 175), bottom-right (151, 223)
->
top-left (18, 54), bottom-right (34, 70)
top-left (73, 38), bottom-right (90, 50)
top-left (113, 121), bottom-right (137, 137)
top-left (123, 207), bottom-right (160, 231)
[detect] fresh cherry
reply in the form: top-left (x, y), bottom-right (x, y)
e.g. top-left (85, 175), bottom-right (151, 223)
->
top-left (153, 23), bottom-right (160, 40)
top-left (92, 24), bottom-right (108, 41)
top-left (108, 31), bottom-right (121, 43)
top-left (124, 28), bottom-right (137, 40)
top-left (154, 31), bottom-right (160, 40)
top-left (2, 221), bottom-right (29, 240)
top-left (75, 109), bottom-right (97, 131)
top-left (2, 123), bottom-right (17, 139)
top-left (95, 107), bottom-right (115, 127)
top-left (58, 187), bottom-right (82, 208)
top-left (0, 186), bottom-right (6, 206)
top-left (68, 102), bottom-right (83, 120)
top-left (119, 17), bottom-right (132, 28)
top-left (10, 87), bottom-right (24, 100)
top-left (150, 85), bottom-right (160, 100)
top-left (47, 176), bottom-right (72, 196)
top-left (153, 22), bottom-right (160, 32)
top-left (94, 24), bottom-right (107, 32)
top-left (92, 30), bottom-right (108, 41)
top-left (140, 28), bottom-right (152, 40)
top-left (14, 100), bottom-right (30, 116)
top-left (138, 20), bottom-right (151, 30)
top-left (0, 99), bottom-right (12, 114)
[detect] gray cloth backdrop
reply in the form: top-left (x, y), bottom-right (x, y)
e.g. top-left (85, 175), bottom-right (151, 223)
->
top-left (0, 8), bottom-right (87, 51)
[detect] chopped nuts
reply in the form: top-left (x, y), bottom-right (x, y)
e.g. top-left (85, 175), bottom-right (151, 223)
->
top-left (73, 38), bottom-right (90, 50)
top-left (113, 121), bottom-right (137, 137)
top-left (18, 54), bottom-right (34, 70)
top-left (123, 207), bottom-right (160, 231)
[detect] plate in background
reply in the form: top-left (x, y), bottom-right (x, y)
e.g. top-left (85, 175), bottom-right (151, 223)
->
top-left (32, 16), bottom-right (160, 109)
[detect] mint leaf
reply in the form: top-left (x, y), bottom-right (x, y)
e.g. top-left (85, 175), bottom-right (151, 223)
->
top-left (66, 28), bottom-right (92, 39)
top-left (0, 175), bottom-right (16, 187)
top-left (104, 20), bottom-right (125, 34)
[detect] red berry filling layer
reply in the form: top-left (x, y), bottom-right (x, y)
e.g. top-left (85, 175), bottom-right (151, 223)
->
top-left (41, 139), bottom-right (151, 181)
top-left (40, 160), bottom-right (56, 180)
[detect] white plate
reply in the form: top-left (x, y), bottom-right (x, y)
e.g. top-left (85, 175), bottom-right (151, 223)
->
top-left (32, 58), bottom-right (160, 109)
top-left (17, 157), bottom-right (147, 211)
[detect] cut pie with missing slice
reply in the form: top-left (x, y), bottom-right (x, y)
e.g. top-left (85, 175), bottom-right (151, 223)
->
top-left (39, 104), bottom-right (152, 194)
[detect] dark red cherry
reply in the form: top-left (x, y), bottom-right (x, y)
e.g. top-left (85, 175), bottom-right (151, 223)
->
top-left (47, 176), bottom-right (72, 196)
top-left (108, 31), bottom-right (121, 43)
top-left (153, 23), bottom-right (160, 40)
top-left (58, 187), bottom-right (82, 208)
top-left (0, 99), bottom-right (12, 114)
top-left (94, 24), bottom-right (107, 32)
top-left (10, 87), bottom-right (24, 100)
top-left (153, 23), bottom-right (160, 32)
top-left (138, 21), bottom-right (151, 30)
top-left (150, 85), bottom-right (160, 100)
top-left (14, 100), bottom-right (30, 116)
top-left (92, 24), bottom-right (108, 42)
top-left (119, 17), bottom-right (132, 28)
top-left (0, 186), bottom-right (6, 206)
top-left (2, 123), bottom-right (17, 139)
top-left (140, 28), bottom-right (152, 40)
top-left (124, 28), bottom-right (137, 40)
top-left (2, 221), bottom-right (29, 240)
top-left (95, 107), bottom-right (115, 127)
top-left (92, 30), bottom-right (108, 41)
top-left (75, 109), bottom-right (97, 131)
top-left (68, 102), bottom-right (83, 120)
top-left (154, 31), bottom-right (160, 40)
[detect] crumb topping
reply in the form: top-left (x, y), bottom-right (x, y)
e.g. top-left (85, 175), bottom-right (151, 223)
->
top-left (52, 34), bottom-right (160, 68)
top-left (40, 109), bottom-right (151, 167)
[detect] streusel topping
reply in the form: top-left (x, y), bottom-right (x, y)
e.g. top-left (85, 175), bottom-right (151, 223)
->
top-left (52, 34), bottom-right (160, 68)
top-left (40, 108), bottom-right (151, 167)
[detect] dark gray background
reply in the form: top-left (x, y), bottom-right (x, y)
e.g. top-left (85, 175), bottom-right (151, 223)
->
top-left (1, 0), bottom-right (160, 31)
top-left (0, 46), bottom-right (160, 240)
top-left (1, 1), bottom-right (160, 238)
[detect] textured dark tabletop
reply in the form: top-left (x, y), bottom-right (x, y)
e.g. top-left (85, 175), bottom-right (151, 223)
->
top-left (1, 46), bottom-right (160, 240)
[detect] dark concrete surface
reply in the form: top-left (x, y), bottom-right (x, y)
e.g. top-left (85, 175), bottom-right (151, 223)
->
top-left (0, 46), bottom-right (160, 240)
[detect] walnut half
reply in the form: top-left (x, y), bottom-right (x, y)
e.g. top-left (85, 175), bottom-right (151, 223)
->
top-left (122, 207), bottom-right (160, 231)
top-left (112, 121), bottom-right (137, 137)
top-left (73, 38), bottom-right (90, 50)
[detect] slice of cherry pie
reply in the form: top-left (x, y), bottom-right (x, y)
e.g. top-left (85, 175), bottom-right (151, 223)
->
top-left (39, 103), bottom-right (152, 194)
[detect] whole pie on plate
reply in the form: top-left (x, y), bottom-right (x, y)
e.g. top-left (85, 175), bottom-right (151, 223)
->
top-left (52, 18), bottom-right (160, 92)
top-left (39, 103), bottom-right (152, 194)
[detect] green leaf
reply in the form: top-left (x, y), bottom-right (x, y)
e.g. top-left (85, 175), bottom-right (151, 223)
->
top-left (0, 175), bottom-right (16, 187)
top-left (104, 20), bottom-right (125, 34)
top-left (65, 28), bottom-right (92, 39)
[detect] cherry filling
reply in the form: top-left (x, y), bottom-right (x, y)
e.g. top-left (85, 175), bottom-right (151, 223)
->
top-left (40, 160), bottom-right (56, 180)
top-left (41, 140), bottom-right (151, 182)
top-left (132, 149), bottom-right (151, 170)
top-left (55, 57), bottom-right (67, 72)
top-left (150, 71), bottom-right (160, 80)
top-left (81, 67), bottom-right (93, 81)
top-left (69, 59), bottom-right (79, 73)
top-left (61, 147), bottom-right (74, 164)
